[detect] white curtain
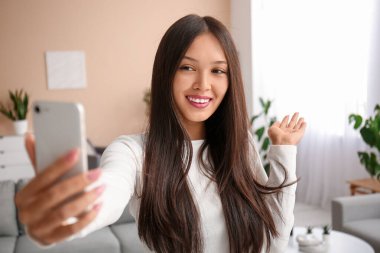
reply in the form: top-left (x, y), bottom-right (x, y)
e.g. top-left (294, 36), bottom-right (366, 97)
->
top-left (251, 0), bottom-right (378, 209)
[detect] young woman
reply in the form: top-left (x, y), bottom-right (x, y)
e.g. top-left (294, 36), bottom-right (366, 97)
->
top-left (15, 15), bottom-right (306, 253)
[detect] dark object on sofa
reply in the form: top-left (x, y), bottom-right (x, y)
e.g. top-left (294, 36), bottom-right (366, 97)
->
top-left (332, 193), bottom-right (380, 253)
top-left (0, 179), bottom-right (146, 253)
top-left (87, 140), bottom-right (102, 170)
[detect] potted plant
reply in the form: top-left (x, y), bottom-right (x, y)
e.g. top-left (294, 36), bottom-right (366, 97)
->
top-left (349, 104), bottom-right (380, 179)
top-left (143, 89), bottom-right (151, 116)
top-left (0, 89), bottom-right (29, 135)
top-left (322, 224), bottom-right (331, 242)
top-left (250, 98), bottom-right (277, 175)
top-left (307, 226), bottom-right (313, 234)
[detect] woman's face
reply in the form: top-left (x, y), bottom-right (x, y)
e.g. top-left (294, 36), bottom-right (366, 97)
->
top-left (173, 32), bottom-right (229, 133)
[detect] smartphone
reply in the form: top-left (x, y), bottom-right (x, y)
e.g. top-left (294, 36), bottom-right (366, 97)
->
top-left (32, 101), bottom-right (88, 180)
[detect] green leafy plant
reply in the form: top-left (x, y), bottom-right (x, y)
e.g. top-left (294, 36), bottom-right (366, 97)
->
top-left (0, 89), bottom-right (29, 121)
top-left (250, 98), bottom-right (277, 175)
top-left (349, 104), bottom-right (380, 179)
top-left (143, 89), bottom-right (151, 106)
top-left (143, 89), bottom-right (151, 115)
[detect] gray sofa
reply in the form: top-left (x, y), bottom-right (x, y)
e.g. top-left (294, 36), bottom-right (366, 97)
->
top-left (332, 193), bottom-right (380, 253)
top-left (0, 179), bottom-right (146, 253)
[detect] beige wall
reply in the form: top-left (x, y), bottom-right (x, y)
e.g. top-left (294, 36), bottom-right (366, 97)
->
top-left (0, 0), bottom-right (230, 146)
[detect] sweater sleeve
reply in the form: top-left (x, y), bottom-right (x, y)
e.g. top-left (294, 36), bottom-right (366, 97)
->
top-left (73, 135), bottom-right (139, 238)
top-left (250, 136), bottom-right (297, 253)
top-left (266, 145), bottom-right (297, 253)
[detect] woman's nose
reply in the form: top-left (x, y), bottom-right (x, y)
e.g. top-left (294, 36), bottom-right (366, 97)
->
top-left (192, 71), bottom-right (211, 91)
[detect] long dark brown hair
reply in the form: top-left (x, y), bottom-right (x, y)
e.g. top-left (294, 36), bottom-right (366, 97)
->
top-left (138, 14), bottom-right (291, 253)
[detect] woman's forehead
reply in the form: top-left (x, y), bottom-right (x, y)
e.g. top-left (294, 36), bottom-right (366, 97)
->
top-left (183, 33), bottom-right (227, 63)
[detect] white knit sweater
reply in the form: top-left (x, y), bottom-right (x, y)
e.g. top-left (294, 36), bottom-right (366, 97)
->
top-left (31, 133), bottom-right (297, 252)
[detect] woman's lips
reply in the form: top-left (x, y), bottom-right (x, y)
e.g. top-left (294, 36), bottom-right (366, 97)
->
top-left (186, 95), bottom-right (212, 109)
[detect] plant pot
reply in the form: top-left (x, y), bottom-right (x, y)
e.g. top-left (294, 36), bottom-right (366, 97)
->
top-left (323, 234), bottom-right (330, 244)
top-left (13, 120), bottom-right (28, 135)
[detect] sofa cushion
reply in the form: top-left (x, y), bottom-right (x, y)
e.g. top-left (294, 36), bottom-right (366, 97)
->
top-left (343, 219), bottom-right (380, 252)
top-left (0, 236), bottom-right (17, 253)
top-left (15, 178), bottom-right (31, 235)
top-left (114, 202), bottom-right (135, 225)
top-left (15, 226), bottom-right (120, 253)
top-left (0, 180), bottom-right (18, 236)
top-left (110, 223), bottom-right (148, 253)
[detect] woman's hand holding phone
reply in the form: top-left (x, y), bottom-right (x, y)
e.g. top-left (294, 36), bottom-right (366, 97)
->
top-left (14, 133), bottom-right (104, 246)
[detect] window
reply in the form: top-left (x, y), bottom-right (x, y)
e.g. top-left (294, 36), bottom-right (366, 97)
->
top-left (252, 0), bottom-right (373, 135)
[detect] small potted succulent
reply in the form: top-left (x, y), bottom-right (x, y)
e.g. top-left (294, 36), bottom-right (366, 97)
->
top-left (0, 89), bottom-right (29, 135)
top-left (295, 226), bottom-right (322, 248)
top-left (322, 224), bottom-right (331, 243)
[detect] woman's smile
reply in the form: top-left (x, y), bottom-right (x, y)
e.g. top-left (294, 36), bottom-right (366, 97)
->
top-left (186, 95), bottom-right (213, 109)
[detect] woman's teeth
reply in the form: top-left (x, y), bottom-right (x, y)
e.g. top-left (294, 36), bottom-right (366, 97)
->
top-left (187, 97), bottom-right (210, 103)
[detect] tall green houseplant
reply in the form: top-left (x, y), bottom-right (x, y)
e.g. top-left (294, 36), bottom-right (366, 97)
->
top-left (349, 104), bottom-right (380, 179)
top-left (250, 98), bottom-right (277, 175)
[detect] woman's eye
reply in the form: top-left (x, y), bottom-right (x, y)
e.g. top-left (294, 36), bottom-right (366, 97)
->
top-left (179, 66), bottom-right (195, 71)
top-left (212, 69), bottom-right (226, 74)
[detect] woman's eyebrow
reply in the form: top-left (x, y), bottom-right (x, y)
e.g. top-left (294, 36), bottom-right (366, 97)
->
top-left (183, 55), bottom-right (227, 65)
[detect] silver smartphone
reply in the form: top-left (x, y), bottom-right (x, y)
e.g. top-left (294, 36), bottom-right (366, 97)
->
top-left (32, 101), bottom-right (88, 180)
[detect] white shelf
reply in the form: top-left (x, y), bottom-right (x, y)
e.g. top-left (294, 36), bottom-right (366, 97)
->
top-left (0, 135), bottom-right (35, 181)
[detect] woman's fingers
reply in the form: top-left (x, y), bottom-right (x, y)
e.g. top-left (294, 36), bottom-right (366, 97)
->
top-left (294, 117), bottom-right (304, 130)
top-left (270, 112), bottom-right (306, 145)
top-left (280, 113), bottom-right (301, 129)
top-left (25, 133), bottom-right (36, 169)
top-left (22, 169), bottom-right (103, 224)
top-left (15, 149), bottom-right (80, 209)
top-left (299, 122), bottom-right (307, 133)
top-left (50, 203), bottom-right (102, 244)
top-left (14, 145), bottom-right (105, 246)
top-left (29, 184), bottom-right (105, 237)
top-left (279, 115), bottom-right (289, 128)
top-left (54, 185), bottom-right (104, 224)
top-left (287, 112), bottom-right (299, 129)
top-left (32, 203), bottom-right (102, 246)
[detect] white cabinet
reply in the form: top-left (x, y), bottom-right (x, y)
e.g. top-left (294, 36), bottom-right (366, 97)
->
top-left (0, 135), bottom-right (35, 181)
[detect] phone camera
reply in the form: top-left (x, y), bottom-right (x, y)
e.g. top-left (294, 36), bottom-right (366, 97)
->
top-left (34, 105), bottom-right (40, 114)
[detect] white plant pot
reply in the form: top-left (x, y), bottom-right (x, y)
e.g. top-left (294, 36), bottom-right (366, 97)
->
top-left (323, 234), bottom-right (330, 244)
top-left (13, 120), bottom-right (28, 135)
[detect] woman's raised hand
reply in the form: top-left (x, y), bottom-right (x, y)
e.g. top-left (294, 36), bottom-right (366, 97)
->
top-left (268, 112), bottom-right (307, 145)
top-left (14, 133), bottom-right (104, 246)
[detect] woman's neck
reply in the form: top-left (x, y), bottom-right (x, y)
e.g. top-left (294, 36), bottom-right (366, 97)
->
top-left (183, 121), bottom-right (205, 140)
